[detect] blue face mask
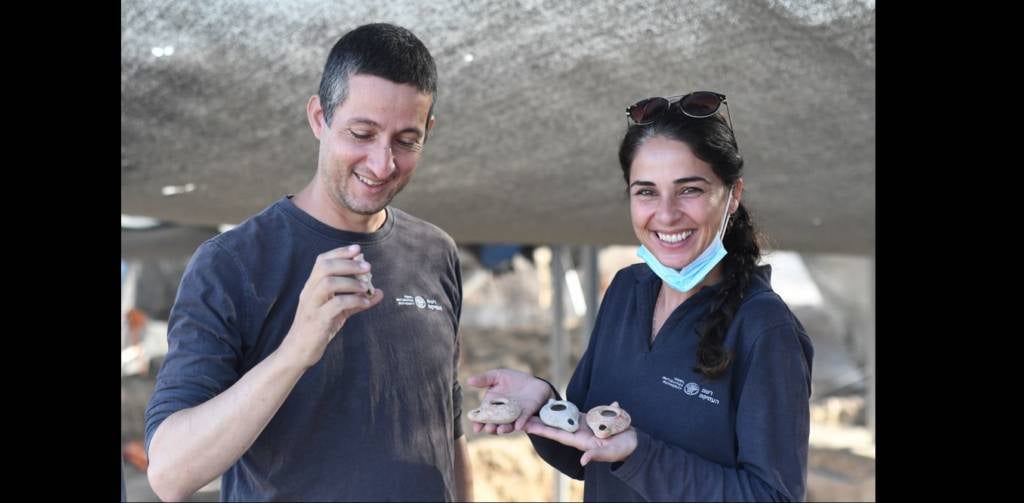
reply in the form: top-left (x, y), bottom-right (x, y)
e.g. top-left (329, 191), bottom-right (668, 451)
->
top-left (637, 190), bottom-right (733, 293)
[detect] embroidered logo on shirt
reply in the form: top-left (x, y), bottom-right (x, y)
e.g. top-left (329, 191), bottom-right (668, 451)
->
top-left (661, 376), bottom-right (721, 405)
top-left (395, 294), bottom-right (443, 312)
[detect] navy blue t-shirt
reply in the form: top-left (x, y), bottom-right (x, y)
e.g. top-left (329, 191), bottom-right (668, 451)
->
top-left (531, 263), bottom-right (813, 501)
top-left (145, 197), bottom-right (464, 501)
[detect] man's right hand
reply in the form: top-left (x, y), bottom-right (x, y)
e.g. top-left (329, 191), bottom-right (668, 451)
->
top-left (467, 368), bottom-right (556, 435)
top-left (279, 244), bottom-right (383, 369)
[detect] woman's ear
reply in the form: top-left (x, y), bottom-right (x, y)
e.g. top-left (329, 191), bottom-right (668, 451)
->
top-left (730, 178), bottom-right (744, 213)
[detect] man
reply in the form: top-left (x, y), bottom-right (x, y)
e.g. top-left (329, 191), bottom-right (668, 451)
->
top-left (144, 23), bottom-right (472, 501)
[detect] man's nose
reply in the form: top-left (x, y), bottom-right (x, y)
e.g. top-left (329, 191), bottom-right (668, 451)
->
top-left (366, 143), bottom-right (396, 179)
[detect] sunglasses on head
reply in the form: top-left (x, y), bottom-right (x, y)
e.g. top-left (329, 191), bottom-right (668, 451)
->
top-left (626, 90), bottom-right (732, 127)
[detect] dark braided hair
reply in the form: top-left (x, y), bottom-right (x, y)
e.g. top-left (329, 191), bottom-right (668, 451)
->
top-left (618, 112), bottom-right (763, 379)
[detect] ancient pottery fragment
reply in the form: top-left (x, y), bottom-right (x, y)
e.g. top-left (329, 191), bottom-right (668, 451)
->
top-left (586, 401), bottom-right (631, 438)
top-left (540, 398), bottom-right (581, 432)
top-left (468, 397), bottom-right (522, 424)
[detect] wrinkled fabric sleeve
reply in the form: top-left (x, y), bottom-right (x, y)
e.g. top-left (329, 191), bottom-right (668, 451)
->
top-left (144, 241), bottom-right (248, 453)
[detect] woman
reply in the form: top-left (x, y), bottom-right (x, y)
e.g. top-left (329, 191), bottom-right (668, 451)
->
top-left (468, 91), bottom-right (814, 501)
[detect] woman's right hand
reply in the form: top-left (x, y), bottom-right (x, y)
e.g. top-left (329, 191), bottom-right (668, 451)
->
top-left (466, 368), bottom-right (556, 434)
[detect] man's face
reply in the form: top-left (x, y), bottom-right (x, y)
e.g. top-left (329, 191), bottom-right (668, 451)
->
top-left (311, 74), bottom-right (434, 216)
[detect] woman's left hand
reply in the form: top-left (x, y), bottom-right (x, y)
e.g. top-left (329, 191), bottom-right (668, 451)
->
top-left (523, 416), bottom-right (638, 466)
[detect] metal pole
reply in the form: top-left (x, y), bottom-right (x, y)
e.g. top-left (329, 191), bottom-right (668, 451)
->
top-left (550, 245), bottom-right (568, 502)
top-left (581, 245), bottom-right (599, 348)
top-left (867, 254), bottom-right (875, 444)
top-left (551, 245), bottom-right (566, 393)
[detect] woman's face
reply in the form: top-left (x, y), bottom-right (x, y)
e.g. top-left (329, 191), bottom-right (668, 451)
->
top-left (629, 136), bottom-right (741, 270)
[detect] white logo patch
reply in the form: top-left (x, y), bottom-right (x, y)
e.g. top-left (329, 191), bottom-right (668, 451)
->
top-left (661, 376), bottom-right (721, 406)
top-left (395, 294), bottom-right (443, 312)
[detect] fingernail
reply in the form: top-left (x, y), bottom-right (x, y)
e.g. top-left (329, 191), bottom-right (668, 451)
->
top-left (349, 244), bottom-right (360, 251)
top-left (360, 262), bottom-right (370, 270)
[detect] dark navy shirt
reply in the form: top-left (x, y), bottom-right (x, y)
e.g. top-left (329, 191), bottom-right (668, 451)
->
top-left (531, 263), bottom-right (813, 501)
top-left (145, 197), bottom-right (464, 501)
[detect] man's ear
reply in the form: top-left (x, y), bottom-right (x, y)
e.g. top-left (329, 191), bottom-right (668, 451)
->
top-left (423, 114), bottom-right (436, 143)
top-left (307, 95), bottom-right (326, 140)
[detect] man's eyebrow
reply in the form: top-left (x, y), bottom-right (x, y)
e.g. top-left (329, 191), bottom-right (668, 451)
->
top-left (347, 118), bottom-right (423, 137)
top-left (347, 117), bottom-right (381, 128)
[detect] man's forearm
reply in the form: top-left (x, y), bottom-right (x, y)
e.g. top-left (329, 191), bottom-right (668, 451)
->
top-left (147, 349), bottom-right (307, 501)
top-left (454, 435), bottom-right (473, 502)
